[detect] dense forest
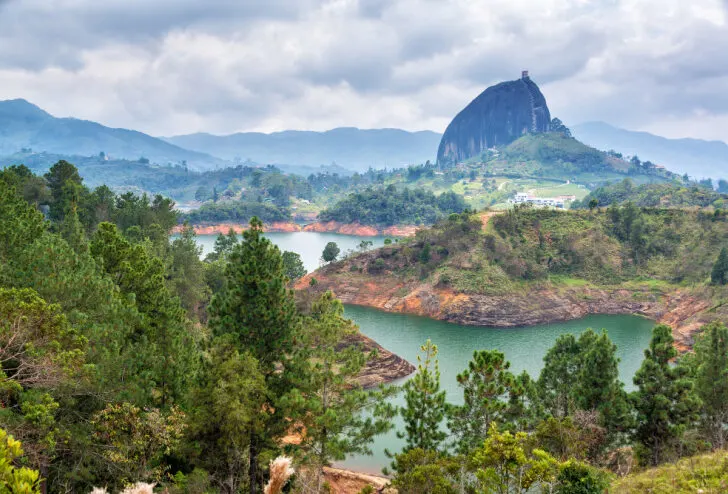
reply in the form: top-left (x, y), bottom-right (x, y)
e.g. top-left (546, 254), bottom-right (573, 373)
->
top-left (572, 178), bottom-right (728, 209)
top-left (3, 161), bottom-right (728, 493)
top-left (185, 201), bottom-right (291, 224)
top-left (317, 185), bottom-right (468, 226)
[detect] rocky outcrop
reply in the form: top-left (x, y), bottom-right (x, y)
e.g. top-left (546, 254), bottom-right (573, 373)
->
top-left (437, 74), bottom-right (551, 164)
top-left (299, 270), bottom-right (714, 351)
top-left (346, 332), bottom-right (415, 388)
top-left (303, 221), bottom-right (419, 238)
top-left (303, 221), bottom-right (379, 236)
top-left (323, 467), bottom-right (390, 493)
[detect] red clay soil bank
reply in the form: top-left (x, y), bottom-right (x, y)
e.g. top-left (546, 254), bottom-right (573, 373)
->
top-left (302, 221), bottom-right (419, 237)
top-left (172, 222), bottom-right (303, 235)
top-left (176, 221), bottom-right (421, 237)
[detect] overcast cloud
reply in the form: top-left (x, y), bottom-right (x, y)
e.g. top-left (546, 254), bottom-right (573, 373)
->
top-left (0, 0), bottom-right (726, 141)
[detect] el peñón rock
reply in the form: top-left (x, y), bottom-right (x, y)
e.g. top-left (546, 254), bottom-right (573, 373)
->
top-left (437, 71), bottom-right (551, 164)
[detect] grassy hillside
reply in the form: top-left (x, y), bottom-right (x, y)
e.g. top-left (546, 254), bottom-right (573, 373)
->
top-left (323, 205), bottom-right (728, 292)
top-left (611, 450), bottom-right (728, 493)
top-left (478, 133), bottom-right (676, 184)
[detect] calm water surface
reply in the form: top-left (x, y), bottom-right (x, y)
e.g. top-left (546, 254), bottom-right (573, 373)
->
top-left (340, 306), bottom-right (654, 473)
top-left (189, 232), bottom-right (386, 272)
top-left (186, 232), bottom-right (655, 474)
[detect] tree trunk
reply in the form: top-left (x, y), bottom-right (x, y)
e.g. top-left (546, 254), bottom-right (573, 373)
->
top-left (249, 433), bottom-right (259, 494)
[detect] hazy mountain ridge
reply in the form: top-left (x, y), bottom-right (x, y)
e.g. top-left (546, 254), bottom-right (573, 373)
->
top-left (572, 121), bottom-right (728, 179)
top-left (0, 99), bottom-right (224, 169)
top-left (163, 127), bottom-right (442, 172)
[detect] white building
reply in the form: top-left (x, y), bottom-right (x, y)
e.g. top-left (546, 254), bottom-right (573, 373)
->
top-left (510, 192), bottom-right (566, 209)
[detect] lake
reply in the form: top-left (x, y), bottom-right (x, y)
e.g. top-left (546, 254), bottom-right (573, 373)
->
top-left (186, 231), bottom-right (655, 474)
top-left (340, 306), bottom-right (654, 474)
top-left (188, 232), bottom-right (386, 272)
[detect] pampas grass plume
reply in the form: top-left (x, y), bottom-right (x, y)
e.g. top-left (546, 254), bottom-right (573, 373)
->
top-left (120, 483), bottom-right (155, 494)
top-left (264, 456), bottom-right (295, 494)
top-left (90, 483), bottom-right (156, 494)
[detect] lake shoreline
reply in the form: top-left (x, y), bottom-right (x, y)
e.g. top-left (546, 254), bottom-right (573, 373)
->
top-left (172, 221), bottom-right (420, 237)
top-left (300, 269), bottom-right (713, 352)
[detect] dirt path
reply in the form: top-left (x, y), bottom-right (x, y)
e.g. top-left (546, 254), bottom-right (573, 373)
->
top-left (479, 211), bottom-right (498, 231)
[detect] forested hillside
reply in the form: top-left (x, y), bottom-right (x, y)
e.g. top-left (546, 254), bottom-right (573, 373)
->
top-left (324, 205), bottom-right (728, 290)
top-left (4, 161), bottom-right (728, 494)
top-left (318, 185), bottom-right (468, 226)
top-left (573, 178), bottom-right (728, 209)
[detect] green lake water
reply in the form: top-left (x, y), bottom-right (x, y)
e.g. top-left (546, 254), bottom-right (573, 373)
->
top-left (340, 306), bottom-right (655, 474)
top-left (187, 232), bottom-right (656, 474)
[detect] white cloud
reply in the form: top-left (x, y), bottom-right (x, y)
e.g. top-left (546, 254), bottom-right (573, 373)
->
top-left (0, 0), bottom-right (726, 141)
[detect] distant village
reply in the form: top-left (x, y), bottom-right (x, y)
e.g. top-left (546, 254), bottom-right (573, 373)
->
top-left (510, 191), bottom-right (577, 209)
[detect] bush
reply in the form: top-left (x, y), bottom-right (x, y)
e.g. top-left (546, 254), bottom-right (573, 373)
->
top-left (556, 461), bottom-right (611, 494)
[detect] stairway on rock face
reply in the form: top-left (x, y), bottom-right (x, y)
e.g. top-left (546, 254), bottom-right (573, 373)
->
top-left (521, 78), bottom-right (542, 132)
top-left (521, 79), bottom-right (537, 132)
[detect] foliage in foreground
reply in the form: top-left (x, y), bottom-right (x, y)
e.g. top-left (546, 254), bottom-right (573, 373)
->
top-left (611, 450), bottom-right (728, 493)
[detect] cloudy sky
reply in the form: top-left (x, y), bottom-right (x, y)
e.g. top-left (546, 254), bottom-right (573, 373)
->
top-left (1, 0), bottom-right (727, 141)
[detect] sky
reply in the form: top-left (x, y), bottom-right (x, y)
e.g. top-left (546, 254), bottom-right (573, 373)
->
top-left (0, 0), bottom-right (727, 142)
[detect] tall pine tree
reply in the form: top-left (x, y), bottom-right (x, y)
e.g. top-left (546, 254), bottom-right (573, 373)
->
top-left (537, 334), bottom-right (581, 418)
top-left (397, 339), bottom-right (447, 452)
top-left (632, 324), bottom-right (700, 465)
top-left (693, 321), bottom-right (728, 449)
top-left (448, 350), bottom-right (515, 453)
top-left (208, 217), bottom-right (300, 493)
top-left (287, 291), bottom-right (395, 492)
top-left (573, 330), bottom-right (632, 439)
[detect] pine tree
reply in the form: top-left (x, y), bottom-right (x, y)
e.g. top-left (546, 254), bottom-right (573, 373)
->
top-left (448, 350), bottom-right (515, 453)
top-left (282, 251), bottom-right (306, 281)
top-left (287, 291), bottom-right (395, 491)
top-left (398, 339), bottom-right (447, 452)
top-left (168, 223), bottom-right (209, 319)
top-left (208, 216), bottom-right (300, 493)
top-left (91, 222), bottom-right (197, 408)
top-left (59, 200), bottom-right (88, 254)
top-left (187, 338), bottom-right (267, 494)
top-left (574, 330), bottom-right (632, 438)
top-left (693, 321), bottom-right (728, 449)
top-left (711, 247), bottom-right (728, 285)
top-left (321, 241), bottom-right (340, 263)
top-left (537, 334), bottom-right (581, 418)
top-left (632, 324), bottom-right (700, 466)
top-left (44, 160), bottom-right (84, 222)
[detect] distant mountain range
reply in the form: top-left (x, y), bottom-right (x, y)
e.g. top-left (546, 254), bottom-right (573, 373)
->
top-left (572, 121), bottom-right (728, 180)
top-left (1, 98), bottom-right (726, 180)
top-left (163, 128), bottom-right (442, 172)
top-left (0, 99), bottom-right (223, 169)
